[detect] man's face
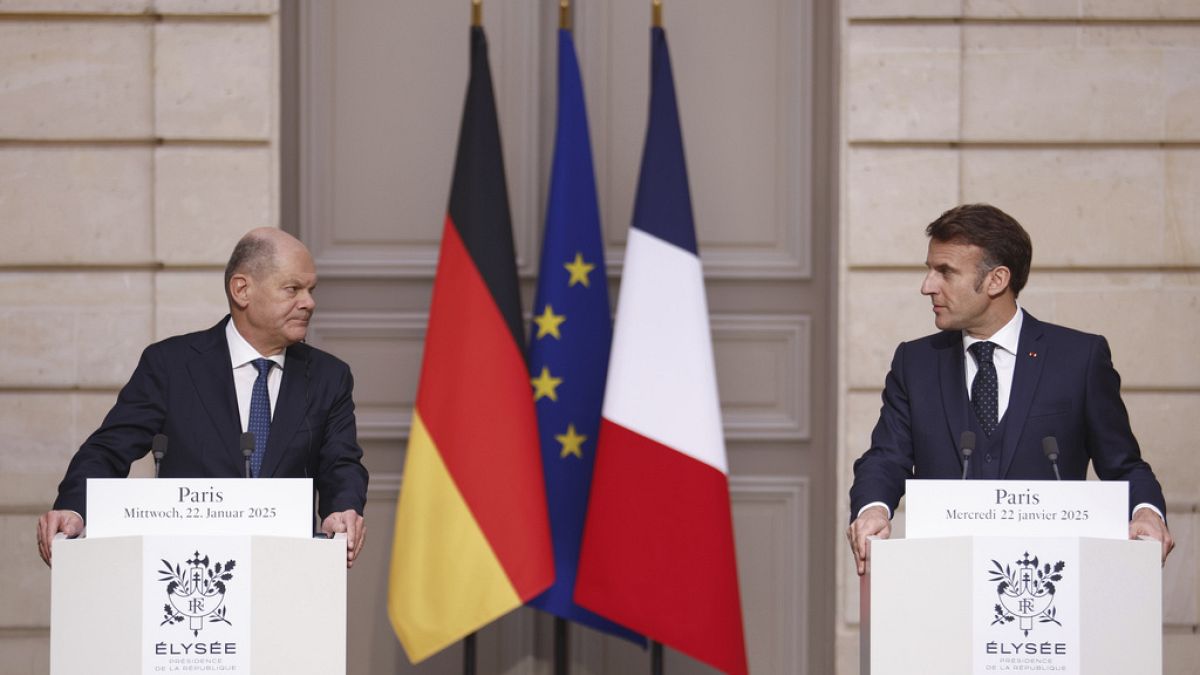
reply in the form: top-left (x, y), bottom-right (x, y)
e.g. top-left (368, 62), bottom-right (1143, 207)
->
top-left (920, 239), bottom-right (993, 334)
top-left (242, 245), bottom-right (317, 355)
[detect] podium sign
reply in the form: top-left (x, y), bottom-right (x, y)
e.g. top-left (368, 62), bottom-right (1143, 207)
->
top-left (904, 479), bottom-right (1128, 539)
top-left (56, 479), bottom-right (328, 674)
top-left (142, 535), bottom-right (253, 674)
top-left (86, 478), bottom-right (313, 538)
top-left (971, 536), bottom-right (1081, 674)
top-left (52, 534), bottom-right (345, 675)
top-left (867, 536), bottom-right (1160, 675)
top-left (863, 480), bottom-right (1160, 675)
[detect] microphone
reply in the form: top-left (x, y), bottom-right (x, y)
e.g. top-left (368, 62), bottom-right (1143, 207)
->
top-left (1042, 436), bottom-right (1062, 481)
top-left (241, 432), bottom-right (256, 479)
top-left (959, 431), bottom-right (976, 480)
top-left (152, 434), bottom-right (168, 478)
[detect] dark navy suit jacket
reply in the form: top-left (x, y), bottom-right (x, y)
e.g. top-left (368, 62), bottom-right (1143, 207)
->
top-left (850, 312), bottom-right (1165, 519)
top-left (54, 317), bottom-right (368, 521)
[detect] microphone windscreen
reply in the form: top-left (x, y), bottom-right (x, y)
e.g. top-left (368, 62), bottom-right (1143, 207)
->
top-left (152, 433), bottom-right (168, 456)
top-left (959, 430), bottom-right (976, 456)
top-left (1041, 436), bottom-right (1059, 461)
top-left (240, 431), bottom-right (255, 457)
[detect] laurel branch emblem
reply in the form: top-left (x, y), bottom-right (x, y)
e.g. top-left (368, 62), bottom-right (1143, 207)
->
top-left (158, 551), bottom-right (237, 636)
top-left (988, 551), bottom-right (1065, 636)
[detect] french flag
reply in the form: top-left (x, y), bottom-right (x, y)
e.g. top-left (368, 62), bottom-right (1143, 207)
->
top-left (574, 26), bottom-right (748, 675)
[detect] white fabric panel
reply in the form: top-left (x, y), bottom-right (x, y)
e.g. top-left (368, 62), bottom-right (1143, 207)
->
top-left (602, 228), bottom-right (728, 475)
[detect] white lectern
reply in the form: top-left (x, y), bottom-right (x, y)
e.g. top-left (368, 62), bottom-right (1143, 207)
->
top-left (50, 479), bottom-right (347, 675)
top-left (862, 480), bottom-right (1162, 675)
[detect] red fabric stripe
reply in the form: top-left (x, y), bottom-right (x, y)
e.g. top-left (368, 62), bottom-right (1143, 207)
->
top-left (417, 216), bottom-right (553, 600)
top-left (576, 420), bottom-right (747, 675)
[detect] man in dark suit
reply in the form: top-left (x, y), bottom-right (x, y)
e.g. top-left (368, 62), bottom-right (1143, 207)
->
top-left (847, 204), bottom-right (1173, 575)
top-left (37, 228), bottom-right (368, 567)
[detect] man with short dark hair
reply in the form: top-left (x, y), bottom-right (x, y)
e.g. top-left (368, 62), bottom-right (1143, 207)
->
top-left (37, 228), bottom-right (368, 568)
top-left (847, 204), bottom-right (1172, 575)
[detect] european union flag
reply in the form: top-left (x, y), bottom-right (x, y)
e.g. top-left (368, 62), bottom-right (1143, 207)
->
top-left (526, 28), bottom-right (642, 645)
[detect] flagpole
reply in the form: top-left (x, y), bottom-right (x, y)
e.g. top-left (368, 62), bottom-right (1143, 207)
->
top-left (464, 631), bottom-right (476, 675)
top-left (460, 2), bottom-right (479, 667)
top-left (549, 6), bottom-right (575, 675)
top-left (649, 11), bottom-right (663, 673)
top-left (554, 618), bottom-right (570, 675)
top-left (462, 8), bottom-right (480, 672)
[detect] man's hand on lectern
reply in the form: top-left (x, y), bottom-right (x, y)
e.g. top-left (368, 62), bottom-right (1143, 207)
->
top-left (847, 505), bottom-right (891, 577)
top-left (37, 510), bottom-right (83, 567)
top-left (321, 509), bottom-right (366, 569)
top-left (1129, 507), bottom-right (1174, 565)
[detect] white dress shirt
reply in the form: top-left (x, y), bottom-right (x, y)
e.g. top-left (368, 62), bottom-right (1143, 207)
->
top-left (963, 307), bottom-right (1023, 420)
top-left (226, 320), bottom-right (286, 430)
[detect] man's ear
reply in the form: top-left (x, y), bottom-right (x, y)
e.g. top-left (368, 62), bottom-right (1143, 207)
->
top-left (229, 274), bottom-right (252, 310)
top-left (986, 265), bottom-right (1012, 298)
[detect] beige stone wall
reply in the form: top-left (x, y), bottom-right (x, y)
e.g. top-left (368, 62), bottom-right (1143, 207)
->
top-left (837, 3), bottom-right (1200, 674)
top-left (0, 1), bottom-right (277, 670)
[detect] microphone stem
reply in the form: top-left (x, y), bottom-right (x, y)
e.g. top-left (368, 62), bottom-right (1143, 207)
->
top-left (1052, 463), bottom-right (1061, 481)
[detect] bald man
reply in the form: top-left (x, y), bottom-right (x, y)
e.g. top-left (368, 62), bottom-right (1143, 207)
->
top-left (38, 228), bottom-right (368, 568)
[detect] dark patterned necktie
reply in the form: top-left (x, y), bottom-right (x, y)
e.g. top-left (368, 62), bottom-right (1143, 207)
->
top-left (248, 358), bottom-right (273, 477)
top-left (969, 341), bottom-right (999, 436)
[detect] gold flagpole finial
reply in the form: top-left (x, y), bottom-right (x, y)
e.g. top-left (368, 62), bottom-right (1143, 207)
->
top-left (560, 0), bottom-right (571, 31)
top-left (471, 0), bottom-right (482, 27)
top-left (652, 0), bottom-right (662, 27)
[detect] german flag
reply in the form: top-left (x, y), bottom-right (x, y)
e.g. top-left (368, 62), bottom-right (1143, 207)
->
top-left (388, 25), bottom-right (553, 663)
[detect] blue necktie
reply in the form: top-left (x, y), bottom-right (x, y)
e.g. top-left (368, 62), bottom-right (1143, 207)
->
top-left (248, 358), bottom-right (273, 477)
top-left (969, 341), bottom-right (999, 436)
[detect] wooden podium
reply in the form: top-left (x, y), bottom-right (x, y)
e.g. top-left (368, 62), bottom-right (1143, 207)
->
top-left (50, 479), bottom-right (347, 675)
top-left (861, 480), bottom-right (1163, 675)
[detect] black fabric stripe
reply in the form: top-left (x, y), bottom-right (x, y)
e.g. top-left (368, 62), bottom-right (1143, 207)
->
top-left (447, 26), bottom-right (526, 354)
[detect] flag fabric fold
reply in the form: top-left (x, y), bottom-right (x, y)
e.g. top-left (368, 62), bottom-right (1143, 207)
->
top-left (388, 26), bottom-right (554, 664)
top-left (574, 26), bottom-right (749, 675)
top-left (525, 27), bottom-right (644, 645)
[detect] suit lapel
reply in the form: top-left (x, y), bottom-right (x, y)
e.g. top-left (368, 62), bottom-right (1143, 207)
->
top-left (937, 331), bottom-right (969, 464)
top-left (186, 318), bottom-right (242, 463)
top-left (260, 343), bottom-right (311, 477)
top-left (1000, 312), bottom-right (1047, 478)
